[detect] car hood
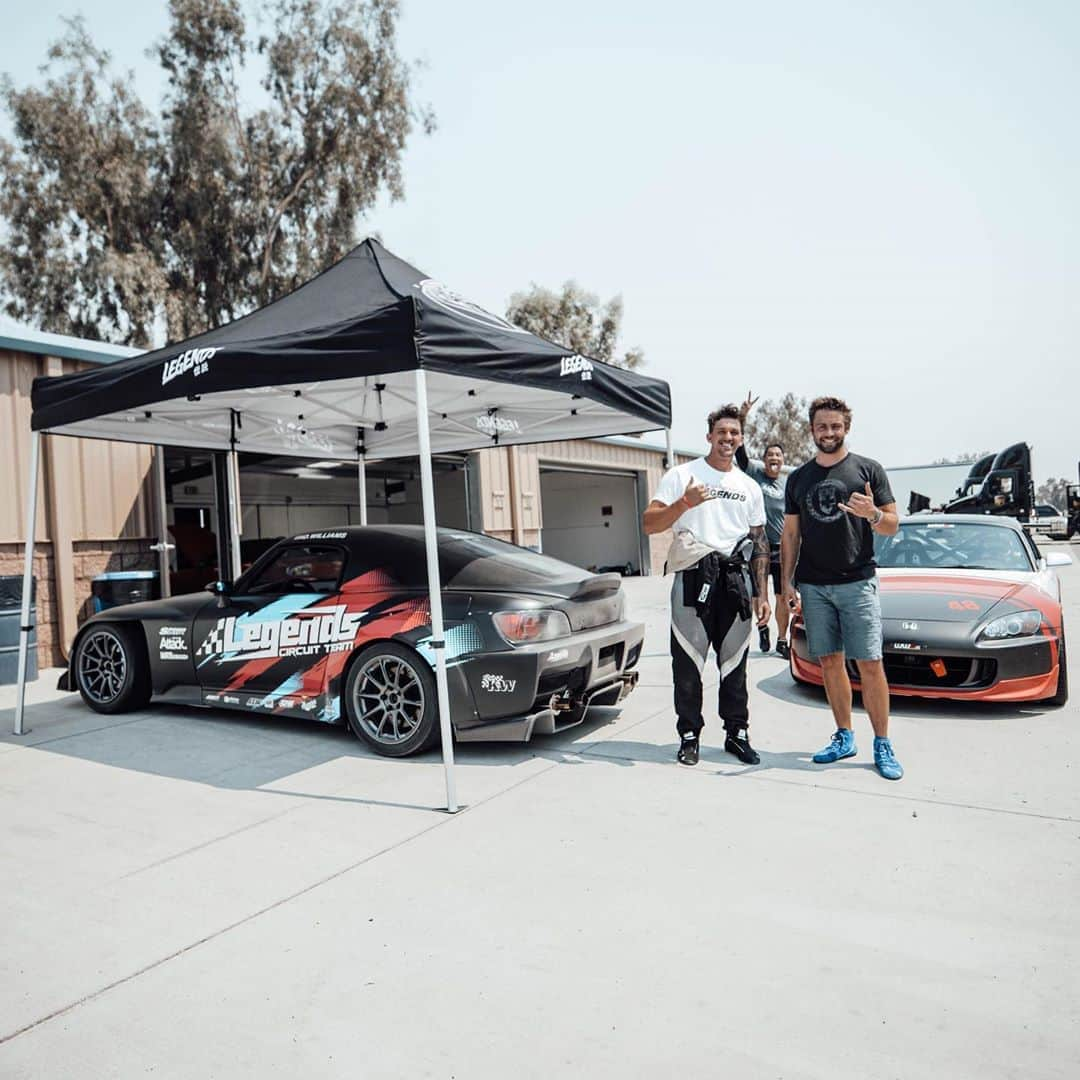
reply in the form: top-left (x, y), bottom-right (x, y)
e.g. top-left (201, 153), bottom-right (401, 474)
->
top-left (878, 571), bottom-right (1031, 623)
top-left (85, 590), bottom-right (210, 624)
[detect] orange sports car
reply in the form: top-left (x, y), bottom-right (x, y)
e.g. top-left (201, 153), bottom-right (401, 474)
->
top-left (789, 514), bottom-right (1070, 705)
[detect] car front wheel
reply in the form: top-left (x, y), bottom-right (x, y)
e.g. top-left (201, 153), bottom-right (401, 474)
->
top-left (74, 624), bottom-right (152, 714)
top-left (344, 642), bottom-right (440, 757)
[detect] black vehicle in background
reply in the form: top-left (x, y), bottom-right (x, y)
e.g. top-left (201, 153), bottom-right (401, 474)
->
top-left (908, 443), bottom-right (1037, 527)
top-left (942, 444), bottom-right (1035, 524)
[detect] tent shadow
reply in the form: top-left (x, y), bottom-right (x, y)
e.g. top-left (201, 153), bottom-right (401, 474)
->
top-left (0, 696), bottom-right (634, 806)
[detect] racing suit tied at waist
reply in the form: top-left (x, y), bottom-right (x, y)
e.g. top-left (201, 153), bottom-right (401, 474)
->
top-left (672, 534), bottom-right (756, 625)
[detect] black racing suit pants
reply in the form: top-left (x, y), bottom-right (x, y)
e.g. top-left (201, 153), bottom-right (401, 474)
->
top-left (670, 562), bottom-right (754, 739)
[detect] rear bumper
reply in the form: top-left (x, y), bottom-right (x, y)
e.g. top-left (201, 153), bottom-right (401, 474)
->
top-left (456, 671), bottom-right (639, 742)
top-left (789, 623), bottom-right (1061, 702)
top-left (455, 618), bottom-right (644, 740)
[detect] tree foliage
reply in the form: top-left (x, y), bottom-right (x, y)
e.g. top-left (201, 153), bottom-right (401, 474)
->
top-left (506, 281), bottom-right (643, 369)
top-left (1037, 477), bottom-right (1069, 509)
top-left (743, 393), bottom-right (813, 464)
top-left (930, 452), bottom-right (990, 465)
top-left (0, 0), bottom-right (431, 346)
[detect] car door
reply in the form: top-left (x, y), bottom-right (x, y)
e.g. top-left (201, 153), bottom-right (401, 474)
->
top-left (192, 543), bottom-right (351, 705)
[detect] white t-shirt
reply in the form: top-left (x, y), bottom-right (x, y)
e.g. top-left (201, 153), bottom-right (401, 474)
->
top-left (653, 457), bottom-right (766, 556)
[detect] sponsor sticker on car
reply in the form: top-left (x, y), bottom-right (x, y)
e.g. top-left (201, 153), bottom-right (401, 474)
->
top-left (480, 673), bottom-right (517, 693)
top-left (158, 625), bottom-right (189, 661)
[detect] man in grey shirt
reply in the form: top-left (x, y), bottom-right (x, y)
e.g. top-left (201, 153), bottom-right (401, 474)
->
top-left (737, 397), bottom-right (791, 656)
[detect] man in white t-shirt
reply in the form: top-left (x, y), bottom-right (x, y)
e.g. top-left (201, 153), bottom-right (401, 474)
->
top-left (643, 404), bottom-right (771, 766)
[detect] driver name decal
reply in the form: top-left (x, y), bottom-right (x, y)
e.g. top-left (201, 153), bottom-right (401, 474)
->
top-left (197, 605), bottom-right (367, 662)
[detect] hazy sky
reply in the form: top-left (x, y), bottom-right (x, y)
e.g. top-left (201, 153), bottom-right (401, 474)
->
top-left (4, 1), bottom-right (1078, 480)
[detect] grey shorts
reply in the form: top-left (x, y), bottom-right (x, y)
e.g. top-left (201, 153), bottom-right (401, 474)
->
top-left (800, 578), bottom-right (883, 661)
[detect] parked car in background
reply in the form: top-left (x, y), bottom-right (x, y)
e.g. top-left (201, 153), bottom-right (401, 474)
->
top-left (789, 515), bottom-right (1070, 705)
top-left (1029, 503), bottom-right (1069, 540)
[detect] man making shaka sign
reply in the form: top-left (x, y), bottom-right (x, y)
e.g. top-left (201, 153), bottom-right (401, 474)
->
top-left (644, 404), bottom-right (771, 766)
top-left (780, 396), bottom-right (904, 780)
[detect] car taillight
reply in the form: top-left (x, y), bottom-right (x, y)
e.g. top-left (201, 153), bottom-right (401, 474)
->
top-left (492, 610), bottom-right (572, 645)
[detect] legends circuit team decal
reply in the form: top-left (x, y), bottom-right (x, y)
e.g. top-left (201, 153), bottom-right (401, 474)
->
top-left (196, 605), bottom-right (368, 663)
top-left (161, 346), bottom-right (220, 386)
top-left (475, 413), bottom-right (521, 436)
top-left (560, 354), bottom-right (593, 381)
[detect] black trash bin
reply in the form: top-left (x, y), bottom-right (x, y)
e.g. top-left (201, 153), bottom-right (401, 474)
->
top-left (91, 571), bottom-right (160, 613)
top-left (0, 576), bottom-right (37, 685)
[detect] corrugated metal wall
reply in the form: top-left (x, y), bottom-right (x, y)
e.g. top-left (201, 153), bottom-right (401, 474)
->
top-left (0, 349), bottom-right (155, 542)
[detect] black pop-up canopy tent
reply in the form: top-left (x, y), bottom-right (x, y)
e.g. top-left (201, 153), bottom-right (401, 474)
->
top-left (16, 239), bottom-right (672, 809)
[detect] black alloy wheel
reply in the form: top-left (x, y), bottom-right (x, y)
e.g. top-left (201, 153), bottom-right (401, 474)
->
top-left (344, 641), bottom-right (440, 757)
top-left (74, 624), bottom-right (152, 714)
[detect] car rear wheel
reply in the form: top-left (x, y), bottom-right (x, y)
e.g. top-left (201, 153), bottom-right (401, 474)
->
top-left (1046, 633), bottom-right (1069, 707)
top-left (344, 642), bottom-right (439, 757)
top-left (74, 624), bottom-right (152, 714)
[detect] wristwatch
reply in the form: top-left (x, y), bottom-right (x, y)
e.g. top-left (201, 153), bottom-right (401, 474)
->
top-left (870, 508), bottom-right (884, 527)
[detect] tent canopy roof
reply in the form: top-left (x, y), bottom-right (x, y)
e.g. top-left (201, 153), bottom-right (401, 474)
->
top-left (30, 239), bottom-right (670, 460)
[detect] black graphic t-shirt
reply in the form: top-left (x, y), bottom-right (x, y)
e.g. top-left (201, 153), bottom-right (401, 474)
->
top-left (784, 452), bottom-right (894, 585)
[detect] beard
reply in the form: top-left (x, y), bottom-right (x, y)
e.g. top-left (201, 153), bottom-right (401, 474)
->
top-left (814, 432), bottom-right (846, 454)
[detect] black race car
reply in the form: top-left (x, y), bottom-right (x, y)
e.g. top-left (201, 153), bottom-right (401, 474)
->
top-left (60, 527), bottom-right (644, 755)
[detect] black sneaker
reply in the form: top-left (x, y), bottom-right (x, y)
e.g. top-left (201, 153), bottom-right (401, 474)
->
top-left (724, 730), bottom-right (760, 765)
top-left (776, 640), bottom-right (790, 660)
top-left (677, 734), bottom-right (700, 766)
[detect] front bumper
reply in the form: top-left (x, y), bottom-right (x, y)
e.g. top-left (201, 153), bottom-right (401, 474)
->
top-left (455, 618), bottom-right (645, 741)
top-left (789, 621), bottom-right (1061, 702)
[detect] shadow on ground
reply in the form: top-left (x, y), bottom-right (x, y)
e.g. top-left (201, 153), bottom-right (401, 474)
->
top-left (0, 695), bottom-right (631, 809)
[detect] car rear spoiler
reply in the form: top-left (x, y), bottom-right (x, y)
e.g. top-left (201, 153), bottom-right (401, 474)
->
top-left (570, 574), bottom-right (623, 600)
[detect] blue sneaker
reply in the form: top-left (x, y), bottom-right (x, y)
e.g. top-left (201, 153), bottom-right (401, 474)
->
top-left (812, 728), bottom-right (857, 763)
top-left (873, 737), bottom-right (904, 781)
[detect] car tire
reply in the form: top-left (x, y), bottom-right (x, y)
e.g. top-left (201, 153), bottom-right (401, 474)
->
top-left (343, 642), bottom-right (440, 757)
top-left (74, 623), bottom-right (152, 715)
top-left (1046, 633), bottom-right (1069, 707)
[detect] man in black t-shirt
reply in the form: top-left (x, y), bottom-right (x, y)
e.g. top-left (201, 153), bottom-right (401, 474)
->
top-left (780, 396), bottom-right (904, 781)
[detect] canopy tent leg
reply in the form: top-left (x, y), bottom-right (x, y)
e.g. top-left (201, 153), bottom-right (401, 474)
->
top-left (665, 428), bottom-right (675, 470)
top-left (357, 455), bottom-right (368, 526)
top-left (414, 369), bottom-right (459, 813)
top-left (13, 430), bottom-right (41, 736)
top-left (227, 449), bottom-right (242, 580)
top-left (152, 446), bottom-right (173, 598)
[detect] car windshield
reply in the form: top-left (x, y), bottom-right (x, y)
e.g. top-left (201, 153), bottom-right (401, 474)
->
top-left (875, 522), bottom-right (1034, 572)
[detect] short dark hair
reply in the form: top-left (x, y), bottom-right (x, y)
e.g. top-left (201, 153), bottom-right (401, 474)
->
top-left (809, 396), bottom-right (852, 429)
top-left (764, 442), bottom-right (785, 456)
top-left (707, 404), bottom-right (742, 433)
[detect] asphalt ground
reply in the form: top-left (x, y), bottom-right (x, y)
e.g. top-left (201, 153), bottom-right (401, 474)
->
top-left (2, 542), bottom-right (1078, 1078)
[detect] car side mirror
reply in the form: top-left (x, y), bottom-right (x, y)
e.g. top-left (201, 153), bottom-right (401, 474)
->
top-left (206, 580), bottom-right (233, 607)
top-left (1046, 551), bottom-right (1073, 568)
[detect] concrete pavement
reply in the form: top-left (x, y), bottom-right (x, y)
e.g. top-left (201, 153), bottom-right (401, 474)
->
top-left (1, 546), bottom-right (1078, 1078)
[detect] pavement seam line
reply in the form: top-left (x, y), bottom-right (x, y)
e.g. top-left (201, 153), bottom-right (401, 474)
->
top-left (0, 756), bottom-right (563, 1048)
top-left (566, 744), bottom-right (1080, 823)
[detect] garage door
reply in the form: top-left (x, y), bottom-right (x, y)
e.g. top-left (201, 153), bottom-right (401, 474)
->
top-left (539, 467), bottom-right (643, 575)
